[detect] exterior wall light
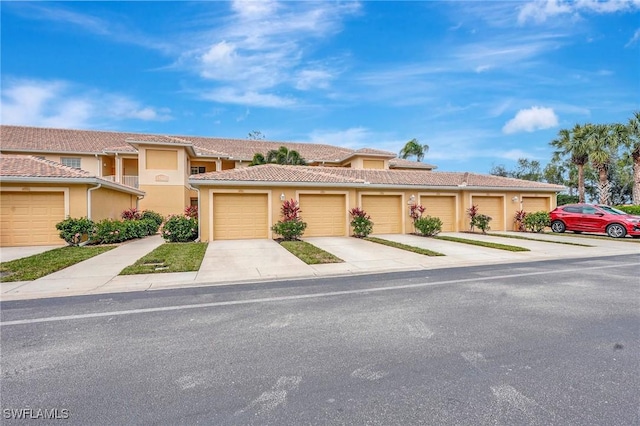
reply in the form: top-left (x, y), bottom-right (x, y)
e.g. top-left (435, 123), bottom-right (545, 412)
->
top-left (280, 193), bottom-right (286, 201)
top-left (512, 196), bottom-right (519, 202)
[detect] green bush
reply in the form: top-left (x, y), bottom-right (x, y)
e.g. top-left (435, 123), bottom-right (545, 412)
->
top-left (141, 210), bottom-right (164, 227)
top-left (557, 194), bottom-right (579, 206)
top-left (55, 217), bottom-right (95, 246)
top-left (162, 215), bottom-right (198, 242)
top-left (349, 207), bottom-right (373, 238)
top-left (94, 219), bottom-right (127, 244)
top-left (615, 205), bottom-right (640, 215)
top-left (271, 219), bottom-right (307, 241)
top-left (473, 214), bottom-right (492, 234)
top-left (523, 211), bottom-right (550, 233)
top-left (414, 216), bottom-right (442, 236)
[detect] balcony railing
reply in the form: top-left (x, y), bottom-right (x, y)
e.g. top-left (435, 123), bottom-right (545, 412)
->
top-left (102, 175), bottom-right (139, 188)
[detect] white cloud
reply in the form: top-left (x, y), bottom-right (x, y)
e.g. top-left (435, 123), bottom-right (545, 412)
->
top-left (518, 0), bottom-right (640, 24)
top-left (295, 69), bottom-right (333, 90)
top-left (0, 78), bottom-right (172, 128)
top-left (626, 28), bottom-right (640, 47)
top-left (307, 127), bottom-right (375, 149)
top-left (502, 106), bottom-right (559, 134)
top-left (201, 88), bottom-right (296, 108)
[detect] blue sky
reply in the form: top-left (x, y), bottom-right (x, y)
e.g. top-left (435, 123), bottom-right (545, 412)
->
top-left (2, 1), bottom-right (639, 173)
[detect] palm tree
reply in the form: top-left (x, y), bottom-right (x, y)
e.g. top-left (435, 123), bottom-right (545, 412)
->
top-left (626, 111), bottom-right (640, 205)
top-left (587, 123), bottom-right (626, 205)
top-left (249, 153), bottom-right (266, 166)
top-left (399, 138), bottom-right (429, 162)
top-left (266, 146), bottom-right (307, 165)
top-left (550, 124), bottom-right (591, 203)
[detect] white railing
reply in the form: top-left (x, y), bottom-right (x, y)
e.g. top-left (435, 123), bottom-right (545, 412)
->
top-left (101, 175), bottom-right (139, 188)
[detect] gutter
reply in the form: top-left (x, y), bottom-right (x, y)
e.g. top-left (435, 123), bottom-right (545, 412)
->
top-left (0, 176), bottom-right (145, 196)
top-left (188, 179), bottom-right (564, 192)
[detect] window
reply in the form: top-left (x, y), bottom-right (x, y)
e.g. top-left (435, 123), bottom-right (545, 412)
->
top-left (61, 157), bottom-right (81, 169)
top-left (190, 166), bottom-right (206, 174)
top-left (563, 206), bottom-right (582, 213)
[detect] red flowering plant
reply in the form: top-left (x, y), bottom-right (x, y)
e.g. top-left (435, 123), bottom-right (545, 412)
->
top-left (514, 210), bottom-right (527, 232)
top-left (409, 204), bottom-right (426, 221)
top-left (121, 207), bottom-right (142, 220)
top-left (467, 204), bottom-right (479, 232)
top-left (184, 205), bottom-right (198, 219)
top-left (349, 207), bottom-right (373, 238)
top-left (271, 199), bottom-right (307, 241)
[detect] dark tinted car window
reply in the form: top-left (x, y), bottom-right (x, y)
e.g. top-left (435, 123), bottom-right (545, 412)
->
top-left (563, 206), bottom-right (582, 213)
top-left (582, 207), bottom-right (598, 215)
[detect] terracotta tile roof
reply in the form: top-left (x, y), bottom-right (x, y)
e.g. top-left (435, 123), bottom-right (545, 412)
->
top-left (388, 157), bottom-right (437, 170)
top-left (190, 164), bottom-right (564, 190)
top-left (0, 154), bottom-right (144, 194)
top-left (0, 125), bottom-right (424, 164)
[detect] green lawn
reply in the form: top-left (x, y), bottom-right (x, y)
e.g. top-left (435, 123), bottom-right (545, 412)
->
top-left (280, 240), bottom-right (343, 264)
top-left (120, 242), bottom-right (208, 275)
top-left (0, 246), bottom-right (115, 282)
top-left (435, 235), bottom-right (530, 252)
top-left (364, 236), bottom-right (445, 256)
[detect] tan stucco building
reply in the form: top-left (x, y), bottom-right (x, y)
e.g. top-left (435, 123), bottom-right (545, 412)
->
top-left (0, 125), bottom-right (563, 246)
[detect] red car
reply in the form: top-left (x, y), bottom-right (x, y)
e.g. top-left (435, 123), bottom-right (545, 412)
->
top-left (550, 204), bottom-right (640, 238)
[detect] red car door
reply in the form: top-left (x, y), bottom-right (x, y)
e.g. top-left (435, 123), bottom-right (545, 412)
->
top-left (580, 206), bottom-right (606, 232)
top-left (561, 205), bottom-right (584, 231)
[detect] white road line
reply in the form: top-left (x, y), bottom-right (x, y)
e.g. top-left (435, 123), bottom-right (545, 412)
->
top-left (0, 262), bottom-right (630, 326)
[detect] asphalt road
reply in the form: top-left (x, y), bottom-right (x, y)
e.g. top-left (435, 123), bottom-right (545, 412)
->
top-left (1, 255), bottom-right (639, 425)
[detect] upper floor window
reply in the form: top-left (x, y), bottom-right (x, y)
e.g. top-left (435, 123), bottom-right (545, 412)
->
top-left (190, 166), bottom-right (206, 174)
top-left (61, 157), bottom-right (81, 169)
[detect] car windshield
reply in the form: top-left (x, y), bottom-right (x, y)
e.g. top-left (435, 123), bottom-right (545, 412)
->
top-left (598, 205), bottom-right (627, 215)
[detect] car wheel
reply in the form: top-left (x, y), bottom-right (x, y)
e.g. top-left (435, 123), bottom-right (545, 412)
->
top-left (551, 220), bottom-right (566, 233)
top-left (606, 223), bottom-right (627, 238)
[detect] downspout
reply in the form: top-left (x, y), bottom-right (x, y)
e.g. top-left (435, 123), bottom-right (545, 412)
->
top-left (87, 184), bottom-right (102, 220)
top-left (187, 184), bottom-right (201, 242)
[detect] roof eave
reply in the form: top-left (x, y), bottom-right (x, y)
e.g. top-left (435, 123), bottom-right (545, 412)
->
top-left (0, 176), bottom-right (146, 196)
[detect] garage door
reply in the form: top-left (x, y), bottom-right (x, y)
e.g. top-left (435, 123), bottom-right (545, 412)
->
top-left (1, 192), bottom-right (65, 246)
top-left (299, 194), bottom-right (346, 237)
top-left (362, 195), bottom-right (402, 234)
top-left (421, 196), bottom-right (456, 232)
top-left (472, 196), bottom-right (505, 231)
top-left (213, 193), bottom-right (268, 240)
top-left (522, 197), bottom-right (550, 213)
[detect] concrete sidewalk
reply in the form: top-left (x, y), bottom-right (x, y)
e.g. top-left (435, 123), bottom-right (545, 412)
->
top-left (2, 235), bottom-right (164, 300)
top-left (1, 232), bottom-right (638, 301)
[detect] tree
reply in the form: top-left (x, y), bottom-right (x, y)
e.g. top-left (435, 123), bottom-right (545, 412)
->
top-left (247, 130), bottom-right (265, 140)
top-left (550, 124), bottom-right (591, 203)
top-left (249, 146), bottom-right (306, 166)
top-left (490, 159), bottom-right (542, 181)
top-left (625, 111), bottom-right (640, 204)
top-left (587, 123), bottom-right (626, 205)
top-left (399, 138), bottom-right (429, 162)
top-left (266, 146), bottom-right (306, 165)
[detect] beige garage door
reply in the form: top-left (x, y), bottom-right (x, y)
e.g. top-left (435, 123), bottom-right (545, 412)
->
top-left (299, 194), bottom-right (346, 237)
top-left (213, 193), bottom-right (268, 240)
top-left (1, 192), bottom-right (65, 246)
top-left (522, 197), bottom-right (550, 213)
top-left (472, 196), bottom-right (505, 231)
top-left (362, 195), bottom-right (402, 234)
top-left (421, 196), bottom-right (456, 232)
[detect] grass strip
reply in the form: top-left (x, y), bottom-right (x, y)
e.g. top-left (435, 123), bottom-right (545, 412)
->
top-left (434, 235), bottom-right (530, 252)
top-left (541, 231), bottom-right (640, 243)
top-left (0, 246), bottom-right (115, 282)
top-left (120, 242), bottom-right (207, 275)
top-left (280, 240), bottom-right (343, 264)
top-left (364, 236), bottom-right (445, 256)
top-left (488, 232), bottom-right (593, 247)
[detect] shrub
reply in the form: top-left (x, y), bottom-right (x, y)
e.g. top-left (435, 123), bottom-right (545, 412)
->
top-left (184, 205), bottom-right (198, 219)
top-left (121, 207), bottom-right (142, 220)
top-left (514, 210), bottom-right (527, 232)
top-left (473, 214), bottom-right (492, 234)
top-left (557, 194), bottom-right (579, 206)
top-left (56, 217), bottom-right (95, 246)
top-left (467, 204), bottom-right (479, 232)
top-left (94, 219), bottom-right (127, 244)
top-left (162, 215), bottom-right (198, 242)
top-left (141, 210), bottom-right (164, 227)
top-left (523, 211), bottom-right (550, 233)
top-left (414, 216), bottom-right (442, 236)
top-left (409, 204), bottom-right (426, 221)
top-left (271, 199), bottom-right (307, 241)
top-left (615, 205), bottom-right (640, 215)
top-left (349, 207), bottom-right (373, 238)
